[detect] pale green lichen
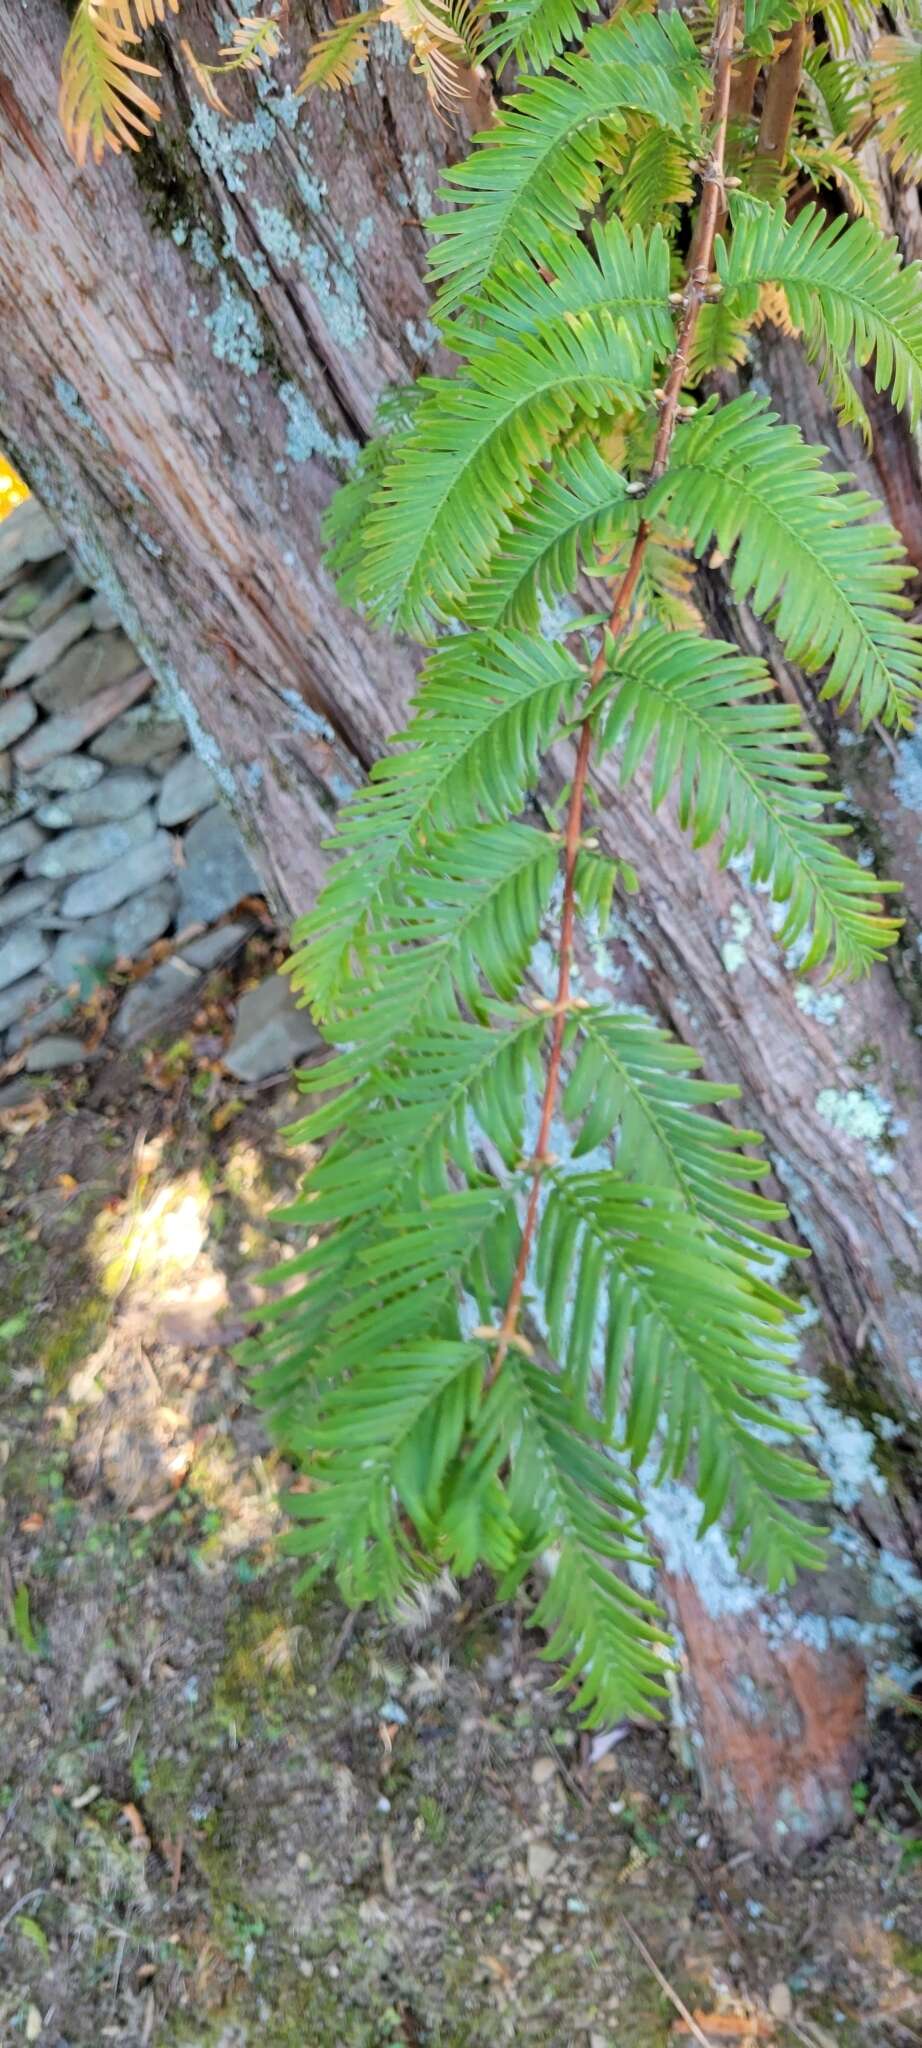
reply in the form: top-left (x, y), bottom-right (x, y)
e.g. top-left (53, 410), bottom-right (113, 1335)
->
top-left (218, 202), bottom-right (271, 291)
top-left (157, 658), bottom-right (239, 808)
top-left (794, 983), bottom-right (844, 1027)
top-left (815, 1085), bottom-right (897, 1176)
top-left (250, 201), bottom-right (368, 352)
top-left (295, 163), bottom-right (327, 214)
top-left (279, 688), bottom-right (336, 744)
top-left (801, 1381), bottom-right (887, 1510)
top-left (404, 316), bottom-right (440, 356)
top-left (53, 377), bottom-right (109, 450)
top-left (278, 383), bottom-right (357, 467)
top-left (205, 275), bottom-right (264, 375)
top-left (892, 732), bottom-right (922, 814)
top-left (190, 226), bottom-right (219, 273)
top-left (189, 103), bottom-right (278, 194)
top-left (720, 901), bottom-right (753, 974)
top-left (252, 200), bottom-right (303, 267)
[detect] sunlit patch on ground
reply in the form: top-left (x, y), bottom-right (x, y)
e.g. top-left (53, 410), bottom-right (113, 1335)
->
top-left (0, 1033), bottom-right (919, 2044)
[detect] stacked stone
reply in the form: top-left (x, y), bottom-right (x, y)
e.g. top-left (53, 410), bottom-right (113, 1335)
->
top-left (0, 498), bottom-right (261, 1068)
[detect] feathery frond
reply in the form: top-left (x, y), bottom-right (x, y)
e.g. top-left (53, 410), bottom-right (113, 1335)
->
top-left (427, 11), bottom-right (705, 316)
top-left (59, 0), bottom-right (161, 165)
top-left (289, 631), bottom-right (583, 1016)
top-left (585, 625), bottom-right (901, 973)
top-left (537, 1166), bottom-right (827, 1584)
top-left (463, 435), bottom-right (632, 630)
top-left (483, 1355), bottom-right (671, 1722)
top-left (616, 121), bottom-right (695, 235)
top-left (718, 196), bottom-right (922, 428)
top-left (381, 0), bottom-right (479, 112)
top-left (292, 822), bottom-right (559, 1092)
top-left (247, 0), bottom-right (913, 1724)
top-left (482, 0), bottom-right (594, 69)
top-left (871, 34), bottom-right (922, 177)
top-left (790, 136), bottom-right (881, 222)
top-left (182, 11), bottom-right (281, 111)
top-left (129, 0), bottom-right (179, 23)
top-left (463, 217), bottom-right (674, 355)
top-left (353, 314), bottom-right (652, 635)
top-left (297, 11), bottom-right (380, 90)
top-left (649, 394), bottom-right (922, 727)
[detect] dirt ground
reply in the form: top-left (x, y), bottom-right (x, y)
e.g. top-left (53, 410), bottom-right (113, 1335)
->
top-left (0, 939), bottom-right (920, 2048)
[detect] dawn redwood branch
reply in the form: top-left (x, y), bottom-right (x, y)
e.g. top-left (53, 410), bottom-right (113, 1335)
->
top-left (486, 0), bottom-right (741, 1382)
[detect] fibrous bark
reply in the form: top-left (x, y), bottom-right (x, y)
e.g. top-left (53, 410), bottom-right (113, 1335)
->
top-left (1, 1), bottom-right (920, 1855)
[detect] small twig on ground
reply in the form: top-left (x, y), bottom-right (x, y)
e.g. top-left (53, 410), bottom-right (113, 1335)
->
top-left (0, 1786), bottom-right (24, 1847)
top-left (0, 1886), bottom-right (46, 1942)
top-left (619, 1914), bottom-right (715, 2048)
top-left (111, 1929), bottom-right (128, 2008)
top-left (323, 1607), bottom-right (359, 1677)
top-left (541, 1729), bottom-right (590, 1808)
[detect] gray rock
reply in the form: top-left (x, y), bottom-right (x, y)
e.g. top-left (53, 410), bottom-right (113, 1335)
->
top-left (29, 566), bottom-right (87, 635)
top-left (35, 770), bottom-right (156, 831)
top-left (157, 752), bottom-right (218, 827)
top-left (3, 602), bottom-right (93, 689)
top-left (25, 806), bottom-right (155, 880)
top-left (111, 884), bottom-right (175, 958)
top-left (0, 694), bottom-right (37, 749)
top-left (32, 630), bottom-right (140, 714)
top-left (0, 861), bottom-right (18, 890)
top-left (14, 668), bottom-right (152, 772)
top-left (0, 970), bottom-right (52, 1031)
top-left (0, 927), bottom-right (51, 994)
top-left (0, 785), bottom-right (38, 825)
top-left (224, 973), bottom-right (321, 1083)
top-left (27, 754), bottom-right (105, 793)
top-left (59, 831), bottom-right (174, 918)
top-left (114, 957), bottom-right (201, 1043)
top-left (0, 501), bottom-right (63, 584)
top-left (90, 592), bottom-right (121, 632)
top-left (177, 806), bottom-right (261, 927)
top-left (49, 921), bottom-right (117, 992)
top-left (0, 569), bottom-right (59, 628)
top-left (24, 1034), bottom-right (88, 1072)
top-left (0, 1075), bottom-right (45, 1110)
top-left (0, 752), bottom-right (10, 795)
top-left (0, 816), bottom-right (45, 865)
top-left (90, 697), bottom-right (185, 766)
top-left (179, 920), bottom-right (252, 971)
top-left (6, 991), bottom-right (78, 1053)
top-left (0, 879), bottom-right (57, 931)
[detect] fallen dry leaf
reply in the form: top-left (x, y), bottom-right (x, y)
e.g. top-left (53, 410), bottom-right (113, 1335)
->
top-left (121, 1802), bottom-right (151, 1850)
top-left (0, 1095), bottom-right (49, 1134)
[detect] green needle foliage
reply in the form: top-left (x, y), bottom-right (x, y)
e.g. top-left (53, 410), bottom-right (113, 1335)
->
top-left (253, 0), bottom-right (921, 1723)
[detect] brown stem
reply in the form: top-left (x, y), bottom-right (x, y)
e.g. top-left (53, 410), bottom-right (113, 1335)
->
top-left (729, 52), bottom-right (759, 123)
top-left (485, 0), bottom-right (740, 1384)
top-left (755, 18), bottom-right (808, 170)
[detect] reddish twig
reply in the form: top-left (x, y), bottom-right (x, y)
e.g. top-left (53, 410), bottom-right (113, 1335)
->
top-left (485, 0), bottom-right (739, 1383)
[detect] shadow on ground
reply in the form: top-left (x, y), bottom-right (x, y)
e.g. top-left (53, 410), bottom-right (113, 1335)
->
top-left (0, 949), bottom-right (920, 2047)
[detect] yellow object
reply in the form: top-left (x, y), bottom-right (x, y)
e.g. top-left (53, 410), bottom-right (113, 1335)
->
top-left (0, 454), bottom-right (28, 522)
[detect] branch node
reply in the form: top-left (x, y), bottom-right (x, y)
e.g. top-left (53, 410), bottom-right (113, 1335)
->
top-left (472, 1324), bottom-right (535, 1358)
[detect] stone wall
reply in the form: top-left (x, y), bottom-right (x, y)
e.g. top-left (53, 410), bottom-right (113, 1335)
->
top-left (0, 498), bottom-right (266, 1068)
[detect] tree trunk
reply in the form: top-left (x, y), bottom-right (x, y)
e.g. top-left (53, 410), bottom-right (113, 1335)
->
top-left (1, 1), bottom-right (920, 1856)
